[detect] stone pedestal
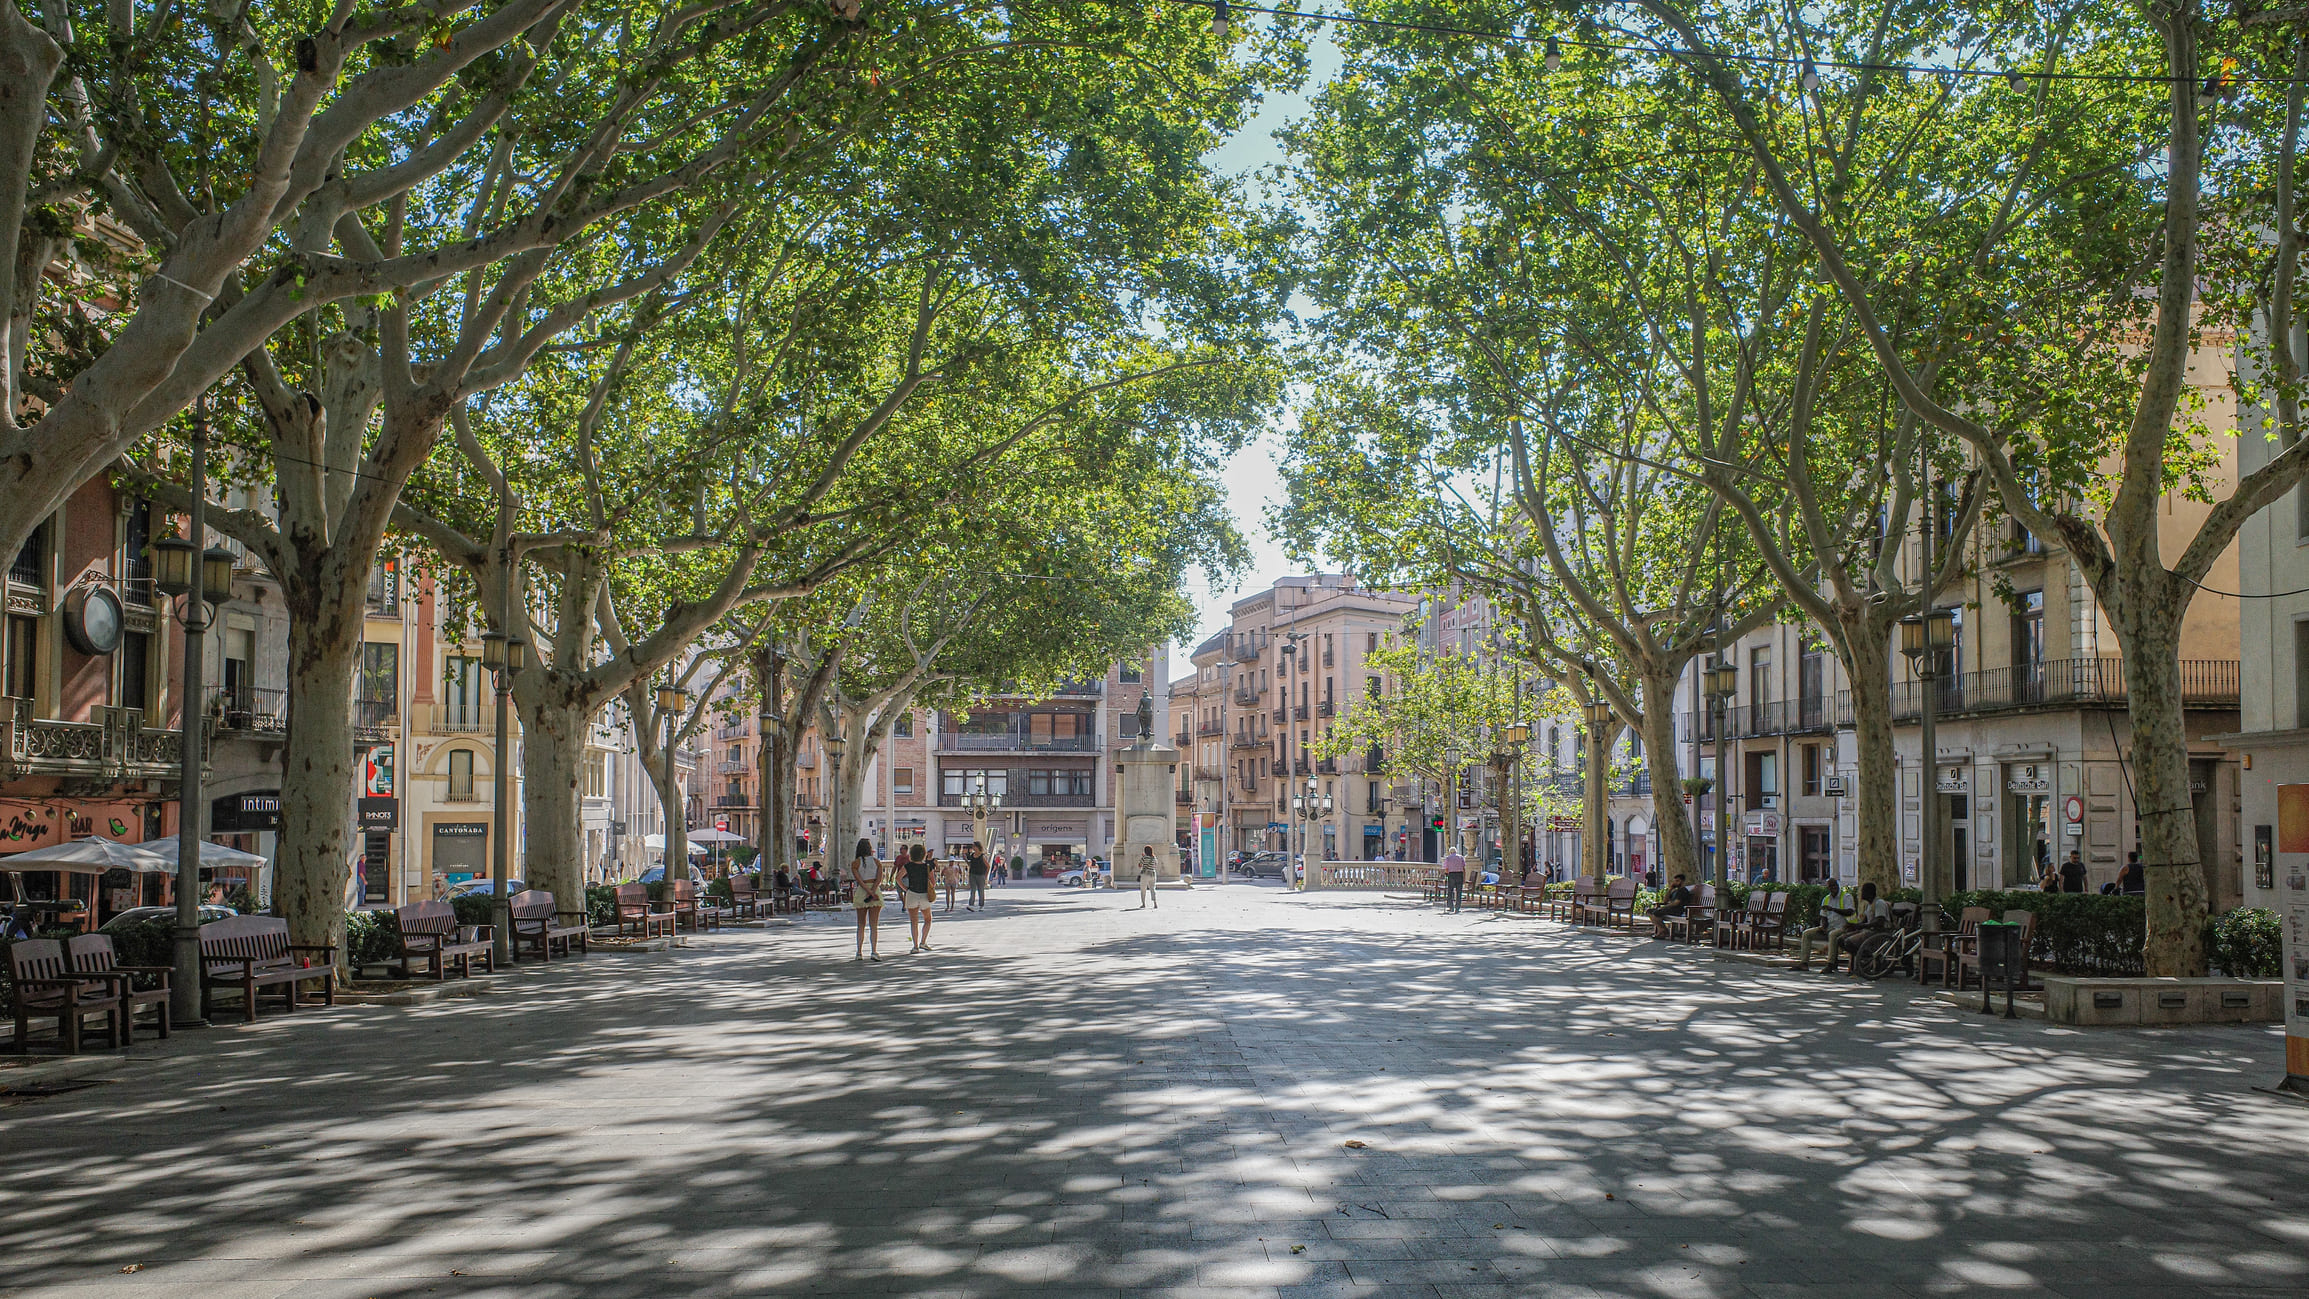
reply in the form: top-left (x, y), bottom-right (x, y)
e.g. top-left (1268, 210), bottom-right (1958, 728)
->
top-left (1113, 738), bottom-right (1186, 887)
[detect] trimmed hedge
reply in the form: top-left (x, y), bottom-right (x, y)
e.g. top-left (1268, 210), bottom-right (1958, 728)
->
top-left (2207, 908), bottom-right (2282, 979)
top-left (343, 909), bottom-right (402, 969)
top-left (585, 884), bottom-right (621, 928)
top-left (1942, 890), bottom-right (2143, 975)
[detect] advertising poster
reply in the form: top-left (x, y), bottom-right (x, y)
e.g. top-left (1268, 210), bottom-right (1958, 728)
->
top-left (2284, 846), bottom-right (2309, 1083)
top-left (363, 745), bottom-right (395, 797)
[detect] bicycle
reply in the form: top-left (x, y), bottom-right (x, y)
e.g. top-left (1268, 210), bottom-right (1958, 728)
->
top-left (1852, 905), bottom-right (1925, 979)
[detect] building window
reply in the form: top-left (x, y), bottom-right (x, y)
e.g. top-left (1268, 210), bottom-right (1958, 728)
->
top-left (1802, 744), bottom-right (1821, 797)
top-left (10, 520), bottom-right (45, 587)
top-left (117, 630), bottom-right (149, 713)
top-left (448, 748), bottom-right (476, 801)
top-left (586, 751), bottom-right (607, 798)
top-left (122, 499), bottom-right (153, 607)
top-left (358, 642), bottom-right (398, 706)
top-left (942, 768), bottom-right (1006, 796)
top-left (1367, 632), bottom-right (1379, 653)
top-left (1120, 661), bottom-right (1142, 683)
top-left (444, 656), bottom-right (483, 728)
top-left (4, 614), bottom-right (34, 699)
top-left (1029, 769), bottom-right (1053, 796)
top-left (894, 766), bottom-right (914, 794)
top-left (2012, 591), bottom-right (2045, 671)
top-left (893, 713), bottom-right (911, 737)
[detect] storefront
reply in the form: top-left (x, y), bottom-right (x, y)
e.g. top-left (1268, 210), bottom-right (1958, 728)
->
top-left (428, 819), bottom-right (488, 889)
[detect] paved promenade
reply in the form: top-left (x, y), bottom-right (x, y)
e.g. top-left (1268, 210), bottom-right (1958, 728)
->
top-left (4, 885), bottom-right (2306, 1298)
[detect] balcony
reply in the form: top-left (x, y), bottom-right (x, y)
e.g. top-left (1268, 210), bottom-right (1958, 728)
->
top-left (796, 750), bottom-right (817, 768)
top-left (1230, 731), bottom-right (1267, 750)
top-left (1174, 731), bottom-right (1191, 747)
top-left (1195, 719), bottom-right (1225, 738)
top-left (213, 686), bottom-right (286, 736)
top-left (1230, 632), bottom-right (1266, 662)
top-left (1315, 758), bottom-right (1338, 775)
top-left (1322, 647), bottom-right (1334, 667)
top-left (1175, 788), bottom-right (1194, 805)
top-left (715, 794), bottom-right (755, 808)
top-left (939, 729), bottom-right (1099, 753)
top-left (1, 700), bottom-right (183, 782)
top-left (1680, 657), bottom-right (2241, 742)
top-left (1233, 684), bottom-right (1257, 706)
top-left (352, 697), bottom-right (395, 743)
top-left (1192, 765), bottom-right (1222, 783)
top-left (718, 759), bottom-right (748, 773)
top-left (1055, 678), bottom-right (1104, 696)
top-left (445, 781), bottom-right (479, 803)
top-left (1292, 757), bottom-right (1311, 775)
top-left (1292, 704), bottom-right (1310, 721)
top-left (938, 790), bottom-right (1094, 808)
top-left (1271, 707), bottom-right (1285, 723)
top-left (430, 702), bottom-right (485, 734)
top-left (1317, 699), bottom-right (1335, 717)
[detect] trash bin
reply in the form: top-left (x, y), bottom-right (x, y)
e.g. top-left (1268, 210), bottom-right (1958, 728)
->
top-left (1976, 920), bottom-right (2022, 1017)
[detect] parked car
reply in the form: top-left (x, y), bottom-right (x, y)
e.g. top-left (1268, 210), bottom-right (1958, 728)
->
top-left (1233, 852), bottom-right (1290, 879)
top-left (636, 864), bottom-right (707, 886)
top-left (445, 878), bottom-right (526, 900)
top-left (1057, 864), bottom-right (1112, 888)
top-left (99, 904), bottom-right (237, 933)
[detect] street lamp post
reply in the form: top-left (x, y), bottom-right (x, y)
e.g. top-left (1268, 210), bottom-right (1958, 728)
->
top-left (1580, 699), bottom-right (1615, 883)
top-left (1703, 660), bottom-right (1738, 883)
top-left (1497, 722), bottom-right (1529, 878)
top-left (1900, 609), bottom-right (1957, 931)
top-left (656, 679), bottom-right (691, 907)
top-left (480, 629), bottom-right (528, 965)
top-left (1290, 776), bottom-right (1331, 888)
top-left (963, 774), bottom-right (1003, 856)
top-left (153, 422), bottom-right (237, 1027)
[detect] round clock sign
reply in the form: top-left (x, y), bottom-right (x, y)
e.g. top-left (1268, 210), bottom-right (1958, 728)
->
top-left (62, 587), bottom-right (124, 656)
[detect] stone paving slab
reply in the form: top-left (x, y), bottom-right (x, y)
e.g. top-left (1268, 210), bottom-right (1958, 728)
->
top-left (2, 884), bottom-right (2306, 1297)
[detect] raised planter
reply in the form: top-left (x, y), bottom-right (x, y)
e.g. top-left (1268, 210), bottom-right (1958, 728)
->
top-left (2039, 976), bottom-right (2281, 1026)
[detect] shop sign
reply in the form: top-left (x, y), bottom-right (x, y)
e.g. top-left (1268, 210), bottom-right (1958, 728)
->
top-left (433, 821), bottom-right (487, 838)
top-left (1744, 810), bottom-right (1782, 837)
top-left (2006, 764), bottom-right (2050, 795)
top-left (358, 796), bottom-right (399, 830)
top-left (1936, 767), bottom-right (1969, 793)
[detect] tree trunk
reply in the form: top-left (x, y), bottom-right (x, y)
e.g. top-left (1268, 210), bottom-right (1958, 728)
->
top-left (1639, 671), bottom-right (1698, 885)
top-left (1585, 735), bottom-right (1609, 883)
top-left (1840, 618), bottom-right (1901, 897)
top-left (758, 644), bottom-right (787, 875)
top-left (276, 601), bottom-right (362, 966)
top-left (2111, 606), bottom-right (2209, 976)
top-left (516, 684), bottom-right (590, 914)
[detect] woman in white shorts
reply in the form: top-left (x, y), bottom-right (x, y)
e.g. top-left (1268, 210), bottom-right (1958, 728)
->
top-left (846, 838), bottom-right (884, 961)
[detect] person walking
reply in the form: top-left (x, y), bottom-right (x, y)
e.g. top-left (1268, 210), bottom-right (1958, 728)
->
top-left (1135, 844), bottom-right (1161, 909)
top-left (965, 845), bottom-right (991, 910)
top-left (846, 838), bottom-right (885, 962)
top-left (902, 843), bottom-right (936, 952)
top-left (1442, 846), bottom-right (1468, 913)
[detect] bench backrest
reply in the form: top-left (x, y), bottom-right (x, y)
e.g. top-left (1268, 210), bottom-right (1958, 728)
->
top-left (731, 880), bottom-right (760, 899)
top-left (199, 915), bottom-right (292, 970)
top-left (1762, 890), bottom-right (1789, 915)
top-left (8, 937), bottom-right (69, 985)
top-left (2001, 909), bottom-right (2039, 944)
top-left (64, 933), bottom-right (123, 974)
top-left (395, 900), bottom-right (457, 938)
top-left (673, 880), bottom-right (700, 906)
top-left (510, 889), bottom-right (559, 922)
top-left (1955, 905), bottom-right (1992, 934)
top-left (1575, 879), bottom-right (1603, 900)
top-left (1692, 884), bottom-right (1716, 909)
top-left (614, 883), bottom-right (649, 913)
top-left (1742, 891), bottom-right (1768, 915)
top-left (1607, 878), bottom-right (1637, 902)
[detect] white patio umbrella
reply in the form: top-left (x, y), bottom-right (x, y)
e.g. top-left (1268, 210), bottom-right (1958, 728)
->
top-left (126, 840), bottom-right (270, 873)
top-left (685, 828), bottom-right (747, 844)
top-left (641, 834), bottom-right (708, 853)
top-left (0, 837), bottom-right (161, 874)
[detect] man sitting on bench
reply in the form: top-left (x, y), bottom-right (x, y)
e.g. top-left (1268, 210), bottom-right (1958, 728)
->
top-left (1647, 874), bottom-right (1695, 939)
top-left (1793, 883), bottom-right (1854, 971)
top-left (1820, 882), bottom-right (1890, 975)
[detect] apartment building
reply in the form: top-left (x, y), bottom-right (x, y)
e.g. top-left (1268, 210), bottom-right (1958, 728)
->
top-left (1677, 355), bottom-right (2244, 894)
top-left (0, 478), bottom-right (193, 923)
top-left (1169, 576), bottom-right (1421, 860)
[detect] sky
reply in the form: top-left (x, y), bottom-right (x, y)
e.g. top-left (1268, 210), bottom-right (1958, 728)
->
top-left (1167, 24), bottom-right (1344, 684)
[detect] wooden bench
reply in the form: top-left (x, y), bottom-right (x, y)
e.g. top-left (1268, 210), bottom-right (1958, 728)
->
top-left (9, 938), bottom-right (125, 1053)
top-left (1714, 891), bottom-right (1766, 947)
top-left (1748, 890), bottom-right (1792, 950)
top-left (614, 883), bottom-right (673, 939)
top-left (509, 890), bottom-right (590, 961)
top-left (1599, 877), bottom-right (1639, 929)
top-left (1550, 879), bottom-right (1598, 922)
top-left (728, 879), bottom-right (762, 919)
top-left (387, 900), bottom-right (494, 980)
top-left (1663, 884), bottom-right (1717, 943)
top-left (65, 933), bottom-right (170, 1043)
top-left (672, 880), bottom-right (725, 933)
top-left (1919, 906), bottom-right (1993, 986)
top-left (199, 915), bottom-right (335, 1023)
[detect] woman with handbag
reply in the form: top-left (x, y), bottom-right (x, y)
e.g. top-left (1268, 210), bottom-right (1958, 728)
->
top-left (846, 837), bottom-right (886, 961)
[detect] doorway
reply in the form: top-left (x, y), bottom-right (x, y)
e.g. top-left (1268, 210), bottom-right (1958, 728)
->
top-left (1946, 794), bottom-right (1969, 891)
top-left (1800, 826), bottom-right (1832, 882)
